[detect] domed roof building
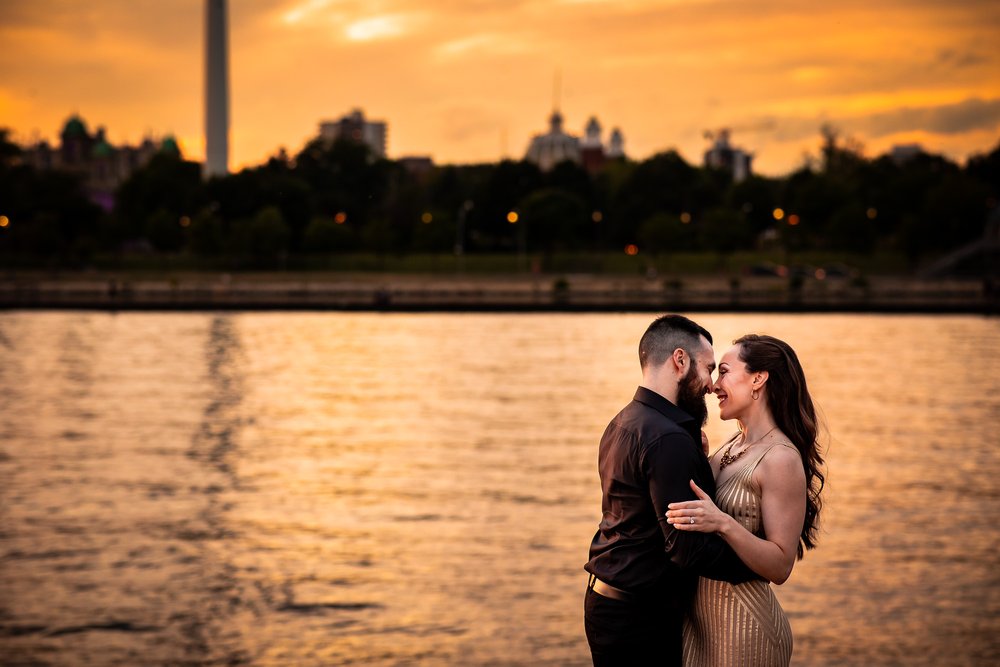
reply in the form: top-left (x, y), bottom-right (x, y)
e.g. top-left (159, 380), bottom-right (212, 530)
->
top-left (525, 110), bottom-right (626, 174)
top-left (62, 115), bottom-right (88, 138)
top-left (160, 135), bottom-right (181, 158)
top-left (525, 111), bottom-right (581, 172)
top-left (24, 114), bottom-right (179, 211)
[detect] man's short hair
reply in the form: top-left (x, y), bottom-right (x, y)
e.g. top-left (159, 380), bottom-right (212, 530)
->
top-left (638, 314), bottom-right (713, 369)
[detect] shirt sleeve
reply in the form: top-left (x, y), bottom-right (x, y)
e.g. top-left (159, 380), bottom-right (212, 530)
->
top-left (642, 432), bottom-right (760, 583)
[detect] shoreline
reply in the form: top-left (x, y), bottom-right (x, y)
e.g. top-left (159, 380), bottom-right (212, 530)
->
top-left (1, 273), bottom-right (995, 314)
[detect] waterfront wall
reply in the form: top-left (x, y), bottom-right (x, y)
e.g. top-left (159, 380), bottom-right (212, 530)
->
top-left (1, 275), bottom-right (995, 313)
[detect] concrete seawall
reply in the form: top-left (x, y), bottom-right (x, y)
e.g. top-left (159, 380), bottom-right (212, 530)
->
top-left (1, 274), bottom-right (995, 313)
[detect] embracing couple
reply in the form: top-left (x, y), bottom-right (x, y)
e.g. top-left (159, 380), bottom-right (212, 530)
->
top-left (584, 314), bottom-right (825, 666)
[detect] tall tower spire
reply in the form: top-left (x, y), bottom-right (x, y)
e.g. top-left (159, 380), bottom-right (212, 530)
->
top-left (553, 69), bottom-right (562, 113)
top-left (204, 0), bottom-right (229, 178)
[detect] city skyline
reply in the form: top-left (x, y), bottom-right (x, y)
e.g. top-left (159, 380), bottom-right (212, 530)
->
top-left (1, 0), bottom-right (998, 175)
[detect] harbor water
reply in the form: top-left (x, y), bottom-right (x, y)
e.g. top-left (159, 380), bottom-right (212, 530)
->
top-left (1, 312), bottom-right (998, 665)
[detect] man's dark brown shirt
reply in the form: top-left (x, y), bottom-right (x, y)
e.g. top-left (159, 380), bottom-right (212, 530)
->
top-left (585, 387), bottom-right (757, 607)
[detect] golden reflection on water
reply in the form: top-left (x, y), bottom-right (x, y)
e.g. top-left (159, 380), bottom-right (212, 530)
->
top-left (0, 312), bottom-right (998, 665)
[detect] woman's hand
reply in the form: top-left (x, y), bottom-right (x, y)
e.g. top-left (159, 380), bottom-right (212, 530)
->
top-left (666, 480), bottom-right (732, 534)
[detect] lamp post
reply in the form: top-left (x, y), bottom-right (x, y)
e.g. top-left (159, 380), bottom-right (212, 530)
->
top-left (455, 200), bottom-right (473, 274)
top-left (508, 210), bottom-right (526, 272)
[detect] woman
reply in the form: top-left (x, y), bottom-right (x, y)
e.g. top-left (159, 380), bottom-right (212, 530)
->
top-left (665, 334), bottom-right (825, 666)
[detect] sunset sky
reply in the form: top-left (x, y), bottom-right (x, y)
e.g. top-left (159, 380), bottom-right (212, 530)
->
top-left (2, 0), bottom-right (998, 175)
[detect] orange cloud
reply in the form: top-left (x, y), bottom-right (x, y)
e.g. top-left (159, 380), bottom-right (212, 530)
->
top-left (0, 0), bottom-right (996, 174)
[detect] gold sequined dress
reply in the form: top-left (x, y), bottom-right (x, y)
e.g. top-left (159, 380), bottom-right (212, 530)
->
top-left (682, 443), bottom-right (795, 667)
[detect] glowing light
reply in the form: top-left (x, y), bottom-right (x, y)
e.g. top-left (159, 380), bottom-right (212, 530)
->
top-left (282, 0), bottom-right (332, 25)
top-left (592, 211), bottom-right (603, 223)
top-left (625, 244), bottom-right (639, 256)
top-left (421, 212), bottom-right (433, 224)
top-left (335, 212), bottom-right (347, 224)
top-left (680, 212), bottom-right (691, 224)
top-left (787, 214), bottom-right (800, 226)
top-left (773, 208), bottom-right (785, 221)
top-left (507, 211), bottom-right (519, 224)
top-left (346, 16), bottom-right (407, 42)
top-left (179, 216), bottom-right (191, 228)
top-left (867, 207), bottom-right (878, 219)
top-left (0, 215), bottom-right (8, 228)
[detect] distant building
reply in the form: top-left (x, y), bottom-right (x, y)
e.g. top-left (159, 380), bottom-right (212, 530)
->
top-left (704, 129), bottom-right (753, 182)
top-left (525, 111), bottom-right (625, 173)
top-left (22, 114), bottom-right (178, 211)
top-left (398, 156), bottom-right (434, 180)
top-left (890, 143), bottom-right (924, 164)
top-left (319, 109), bottom-right (387, 158)
top-left (204, 0), bottom-right (230, 178)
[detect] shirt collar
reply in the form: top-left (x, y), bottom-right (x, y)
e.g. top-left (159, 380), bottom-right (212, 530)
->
top-left (633, 386), bottom-right (700, 437)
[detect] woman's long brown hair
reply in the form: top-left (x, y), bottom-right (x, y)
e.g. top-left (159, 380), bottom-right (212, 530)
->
top-left (735, 334), bottom-right (825, 558)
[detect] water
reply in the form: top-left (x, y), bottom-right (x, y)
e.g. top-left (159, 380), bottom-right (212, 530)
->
top-left (0, 312), bottom-right (997, 666)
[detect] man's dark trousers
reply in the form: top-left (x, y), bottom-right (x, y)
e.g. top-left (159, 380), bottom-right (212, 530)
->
top-left (584, 585), bottom-right (683, 666)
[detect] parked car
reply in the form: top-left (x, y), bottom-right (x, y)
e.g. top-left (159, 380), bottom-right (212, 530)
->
top-left (821, 263), bottom-right (860, 279)
top-left (745, 262), bottom-right (788, 277)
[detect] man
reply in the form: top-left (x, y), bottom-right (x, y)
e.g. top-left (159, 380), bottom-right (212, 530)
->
top-left (584, 314), bottom-right (758, 666)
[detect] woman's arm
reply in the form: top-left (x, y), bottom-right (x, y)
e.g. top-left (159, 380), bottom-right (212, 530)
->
top-left (665, 447), bottom-right (806, 584)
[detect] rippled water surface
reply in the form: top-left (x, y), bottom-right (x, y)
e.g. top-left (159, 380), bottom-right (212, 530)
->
top-left (1, 312), bottom-right (998, 666)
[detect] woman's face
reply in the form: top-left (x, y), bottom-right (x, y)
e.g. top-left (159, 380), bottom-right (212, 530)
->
top-left (714, 345), bottom-right (757, 421)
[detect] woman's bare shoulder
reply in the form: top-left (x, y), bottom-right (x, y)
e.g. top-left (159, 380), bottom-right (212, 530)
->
top-left (756, 442), bottom-right (806, 485)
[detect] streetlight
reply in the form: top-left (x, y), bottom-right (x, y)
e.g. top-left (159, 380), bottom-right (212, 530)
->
top-left (509, 210), bottom-right (526, 271)
top-left (455, 200), bottom-right (473, 273)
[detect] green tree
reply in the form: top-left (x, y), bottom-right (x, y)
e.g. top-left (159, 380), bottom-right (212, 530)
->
top-left (230, 206), bottom-right (290, 266)
top-left (115, 153), bottom-right (202, 237)
top-left (0, 164), bottom-right (101, 263)
top-left (613, 150), bottom-right (700, 246)
top-left (516, 188), bottom-right (589, 254)
top-left (827, 204), bottom-right (876, 253)
top-left (303, 215), bottom-right (358, 253)
top-left (699, 207), bottom-right (753, 254)
top-left (145, 208), bottom-right (184, 252)
top-left (638, 212), bottom-right (695, 255)
top-left (472, 160), bottom-right (544, 250)
top-left (409, 209), bottom-right (455, 253)
top-left (188, 208), bottom-right (225, 257)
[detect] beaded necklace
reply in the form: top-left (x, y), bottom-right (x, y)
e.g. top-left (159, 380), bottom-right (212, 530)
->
top-left (718, 426), bottom-right (778, 470)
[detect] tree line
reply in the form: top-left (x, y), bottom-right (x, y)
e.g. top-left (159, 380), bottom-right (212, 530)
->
top-left (1, 127), bottom-right (997, 269)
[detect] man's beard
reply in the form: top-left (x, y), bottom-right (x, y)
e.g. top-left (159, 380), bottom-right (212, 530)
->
top-left (677, 364), bottom-right (708, 426)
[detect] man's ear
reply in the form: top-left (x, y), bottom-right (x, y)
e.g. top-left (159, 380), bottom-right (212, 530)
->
top-left (671, 348), bottom-right (686, 373)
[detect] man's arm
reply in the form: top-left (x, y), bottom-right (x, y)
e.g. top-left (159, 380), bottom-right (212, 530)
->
top-left (644, 433), bottom-right (759, 583)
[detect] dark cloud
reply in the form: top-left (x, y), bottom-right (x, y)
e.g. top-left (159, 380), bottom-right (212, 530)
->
top-left (934, 48), bottom-right (991, 69)
top-left (865, 98), bottom-right (1000, 136)
top-left (744, 97), bottom-right (1000, 144)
